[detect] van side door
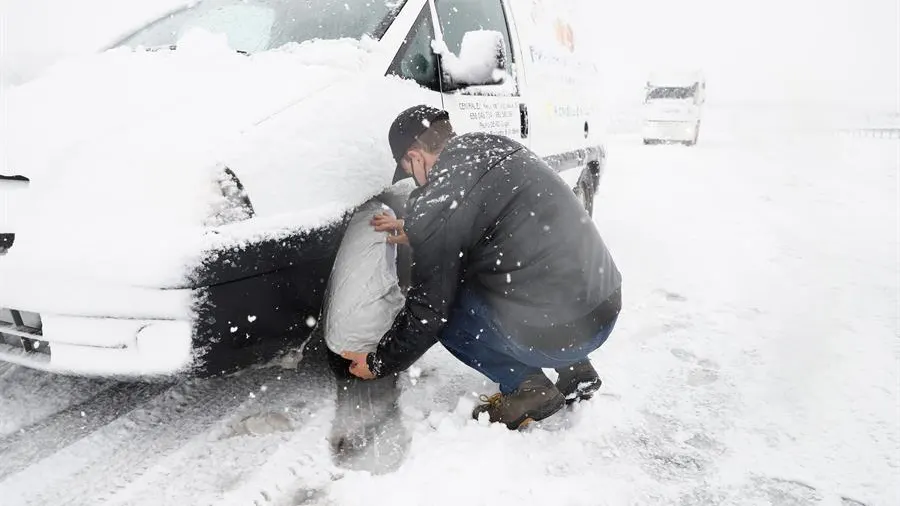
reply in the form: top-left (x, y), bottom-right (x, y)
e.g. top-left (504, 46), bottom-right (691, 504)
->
top-left (431, 0), bottom-right (528, 146)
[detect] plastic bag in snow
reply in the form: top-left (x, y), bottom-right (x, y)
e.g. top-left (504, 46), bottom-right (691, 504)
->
top-left (324, 199), bottom-right (405, 354)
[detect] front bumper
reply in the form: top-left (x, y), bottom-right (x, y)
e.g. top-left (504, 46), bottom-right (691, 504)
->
top-left (0, 217), bottom-right (350, 378)
top-left (0, 308), bottom-right (193, 377)
top-left (643, 120), bottom-right (697, 142)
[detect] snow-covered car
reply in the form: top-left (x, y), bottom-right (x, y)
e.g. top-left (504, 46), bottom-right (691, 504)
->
top-left (0, 0), bottom-right (606, 378)
top-left (642, 70), bottom-right (706, 146)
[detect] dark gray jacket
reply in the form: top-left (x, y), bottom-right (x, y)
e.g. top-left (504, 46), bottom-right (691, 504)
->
top-left (368, 133), bottom-right (622, 377)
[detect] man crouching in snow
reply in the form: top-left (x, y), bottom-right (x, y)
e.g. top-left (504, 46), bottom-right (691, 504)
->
top-left (341, 105), bottom-right (623, 430)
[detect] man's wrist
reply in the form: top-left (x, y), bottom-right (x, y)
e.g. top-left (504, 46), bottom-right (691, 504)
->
top-left (366, 352), bottom-right (385, 378)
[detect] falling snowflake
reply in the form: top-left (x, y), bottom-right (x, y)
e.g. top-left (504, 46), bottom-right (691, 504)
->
top-left (247, 315), bottom-right (257, 323)
top-left (306, 316), bottom-right (317, 328)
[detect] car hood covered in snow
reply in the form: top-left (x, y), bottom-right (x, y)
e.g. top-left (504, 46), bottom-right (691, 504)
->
top-left (0, 33), bottom-right (433, 294)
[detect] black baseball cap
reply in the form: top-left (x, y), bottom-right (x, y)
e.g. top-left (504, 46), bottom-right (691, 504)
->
top-left (388, 105), bottom-right (450, 183)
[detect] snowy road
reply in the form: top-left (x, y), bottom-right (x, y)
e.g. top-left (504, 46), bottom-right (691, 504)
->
top-left (1, 110), bottom-right (897, 505)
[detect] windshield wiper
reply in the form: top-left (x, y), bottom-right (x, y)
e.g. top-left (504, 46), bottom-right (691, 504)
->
top-left (146, 44), bottom-right (250, 55)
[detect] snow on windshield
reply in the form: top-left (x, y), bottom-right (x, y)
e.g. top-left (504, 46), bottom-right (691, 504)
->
top-left (0, 32), bottom-right (436, 303)
top-left (116, 0), bottom-right (404, 53)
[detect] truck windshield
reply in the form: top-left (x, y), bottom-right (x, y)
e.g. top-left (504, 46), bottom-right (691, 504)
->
top-left (116, 0), bottom-right (406, 53)
top-left (646, 86), bottom-right (697, 101)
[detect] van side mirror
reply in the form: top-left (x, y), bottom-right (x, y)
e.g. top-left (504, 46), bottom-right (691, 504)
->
top-left (433, 30), bottom-right (507, 90)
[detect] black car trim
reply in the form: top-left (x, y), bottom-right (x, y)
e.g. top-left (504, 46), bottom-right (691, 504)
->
top-left (0, 234), bottom-right (14, 254)
top-left (191, 241), bottom-right (341, 376)
top-left (0, 175), bottom-right (28, 181)
top-left (189, 213), bottom-right (352, 289)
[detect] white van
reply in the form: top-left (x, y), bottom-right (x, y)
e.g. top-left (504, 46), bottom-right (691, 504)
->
top-left (642, 70), bottom-right (706, 146)
top-left (0, 0), bottom-right (605, 377)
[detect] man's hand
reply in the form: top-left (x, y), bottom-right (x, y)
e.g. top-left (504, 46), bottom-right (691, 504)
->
top-left (371, 213), bottom-right (408, 245)
top-left (341, 351), bottom-right (376, 379)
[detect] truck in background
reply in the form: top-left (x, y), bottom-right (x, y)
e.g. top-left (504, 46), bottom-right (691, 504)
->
top-left (642, 71), bottom-right (706, 146)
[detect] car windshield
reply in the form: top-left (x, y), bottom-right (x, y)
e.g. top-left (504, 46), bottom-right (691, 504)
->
top-left (116, 0), bottom-right (406, 53)
top-left (646, 85), bottom-right (697, 101)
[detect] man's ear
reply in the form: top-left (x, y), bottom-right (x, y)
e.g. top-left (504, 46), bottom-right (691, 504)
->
top-left (406, 150), bottom-right (426, 175)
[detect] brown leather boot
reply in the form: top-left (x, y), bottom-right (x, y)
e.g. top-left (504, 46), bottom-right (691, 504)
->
top-left (472, 373), bottom-right (565, 430)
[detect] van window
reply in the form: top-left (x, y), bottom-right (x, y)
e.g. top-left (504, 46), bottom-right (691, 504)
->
top-left (435, 0), bottom-right (514, 69)
top-left (386, 5), bottom-right (441, 92)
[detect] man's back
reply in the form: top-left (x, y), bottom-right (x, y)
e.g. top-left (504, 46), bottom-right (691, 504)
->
top-left (405, 133), bottom-right (621, 334)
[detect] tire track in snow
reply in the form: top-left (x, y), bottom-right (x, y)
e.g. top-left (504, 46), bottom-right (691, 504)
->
top-left (0, 365), bottom-right (114, 438)
top-left (0, 361), bottom-right (16, 378)
top-left (0, 381), bottom-right (172, 479)
top-left (0, 366), bottom-right (294, 506)
top-left (100, 364), bottom-right (337, 506)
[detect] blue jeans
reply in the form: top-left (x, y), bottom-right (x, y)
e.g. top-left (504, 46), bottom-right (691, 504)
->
top-left (439, 289), bottom-right (617, 394)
